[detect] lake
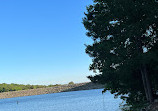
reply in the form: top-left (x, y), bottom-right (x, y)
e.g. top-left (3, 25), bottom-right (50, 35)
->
top-left (0, 89), bottom-right (122, 111)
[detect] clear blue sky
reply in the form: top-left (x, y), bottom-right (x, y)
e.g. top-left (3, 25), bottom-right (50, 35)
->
top-left (0, 0), bottom-right (94, 85)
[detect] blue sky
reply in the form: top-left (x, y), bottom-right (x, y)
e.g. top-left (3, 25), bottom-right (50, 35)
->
top-left (0, 0), bottom-right (94, 85)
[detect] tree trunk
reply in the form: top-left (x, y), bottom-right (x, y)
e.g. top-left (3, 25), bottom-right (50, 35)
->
top-left (135, 35), bottom-right (154, 103)
top-left (141, 69), bottom-right (149, 101)
top-left (141, 64), bottom-right (154, 103)
top-left (143, 65), bottom-right (154, 103)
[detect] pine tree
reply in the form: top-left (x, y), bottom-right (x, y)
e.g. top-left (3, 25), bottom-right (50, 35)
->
top-left (83, 0), bottom-right (158, 110)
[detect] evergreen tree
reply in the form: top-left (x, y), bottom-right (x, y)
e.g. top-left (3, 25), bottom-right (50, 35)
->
top-left (83, 0), bottom-right (158, 110)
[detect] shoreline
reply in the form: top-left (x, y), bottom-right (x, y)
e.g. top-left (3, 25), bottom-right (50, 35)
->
top-left (0, 82), bottom-right (104, 99)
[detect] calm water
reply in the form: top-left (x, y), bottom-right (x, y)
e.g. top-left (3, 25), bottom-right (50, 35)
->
top-left (0, 89), bottom-right (122, 111)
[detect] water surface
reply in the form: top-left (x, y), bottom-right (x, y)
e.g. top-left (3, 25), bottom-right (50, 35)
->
top-left (0, 89), bottom-right (122, 111)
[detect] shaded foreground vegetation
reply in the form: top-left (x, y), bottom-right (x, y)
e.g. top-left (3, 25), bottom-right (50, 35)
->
top-left (0, 83), bottom-right (61, 93)
top-left (83, 0), bottom-right (158, 110)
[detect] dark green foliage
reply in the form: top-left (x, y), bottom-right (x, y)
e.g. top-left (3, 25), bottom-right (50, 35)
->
top-left (83, 0), bottom-right (158, 110)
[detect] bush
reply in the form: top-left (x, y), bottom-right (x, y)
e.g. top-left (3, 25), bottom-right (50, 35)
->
top-left (68, 81), bottom-right (74, 85)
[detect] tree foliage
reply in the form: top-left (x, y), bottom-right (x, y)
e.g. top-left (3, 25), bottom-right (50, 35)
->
top-left (68, 81), bottom-right (75, 85)
top-left (83, 0), bottom-right (158, 110)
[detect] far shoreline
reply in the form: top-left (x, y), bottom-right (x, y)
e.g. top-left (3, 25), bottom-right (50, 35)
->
top-left (0, 82), bottom-right (104, 99)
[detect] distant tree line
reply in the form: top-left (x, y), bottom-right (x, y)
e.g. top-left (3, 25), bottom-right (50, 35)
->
top-left (0, 83), bottom-right (61, 93)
